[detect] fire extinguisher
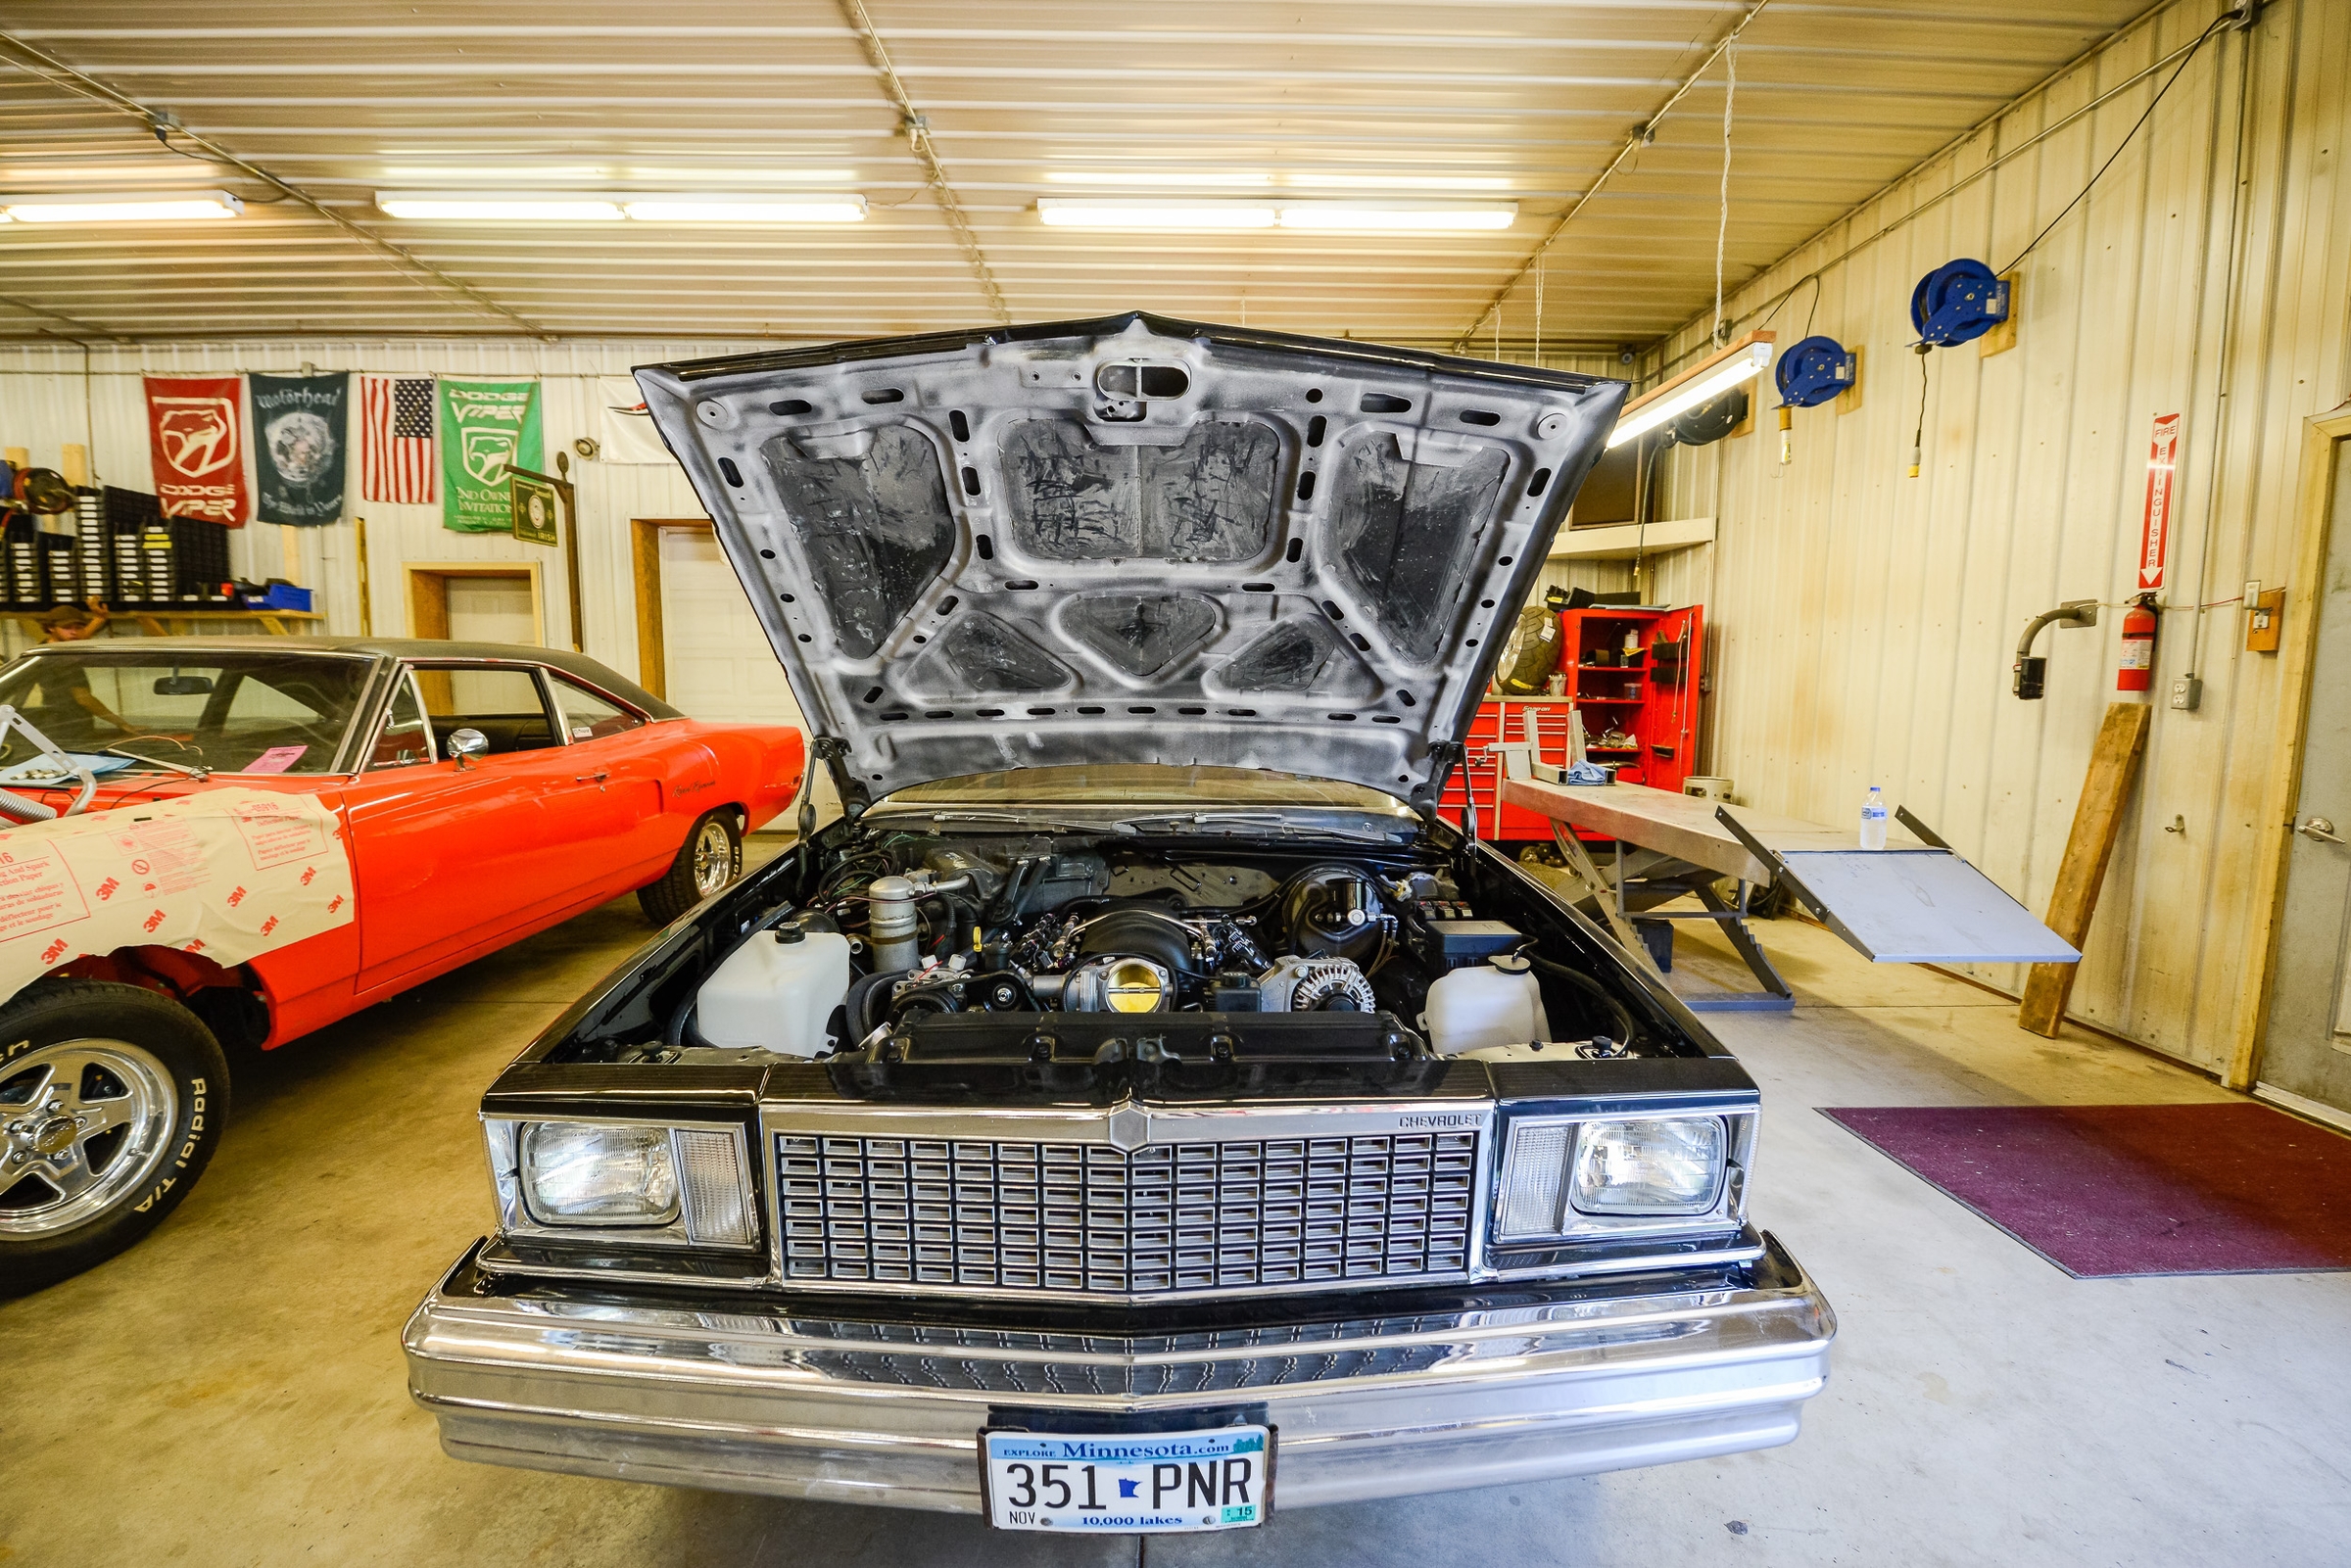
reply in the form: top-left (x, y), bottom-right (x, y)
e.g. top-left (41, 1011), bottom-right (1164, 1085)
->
top-left (2116, 593), bottom-right (2158, 693)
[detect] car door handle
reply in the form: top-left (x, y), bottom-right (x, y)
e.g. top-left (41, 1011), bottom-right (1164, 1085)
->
top-left (576, 771), bottom-right (609, 788)
top-left (2296, 816), bottom-right (2343, 844)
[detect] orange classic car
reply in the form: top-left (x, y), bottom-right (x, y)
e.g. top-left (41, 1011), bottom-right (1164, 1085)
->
top-left (0, 638), bottom-right (805, 1293)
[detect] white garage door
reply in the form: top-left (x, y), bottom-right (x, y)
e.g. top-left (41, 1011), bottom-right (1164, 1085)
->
top-left (656, 525), bottom-right (840, 826)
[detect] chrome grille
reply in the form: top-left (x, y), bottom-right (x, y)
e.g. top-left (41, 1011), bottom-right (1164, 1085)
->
top-left (778, 1131), bottom-right (1478, 1296)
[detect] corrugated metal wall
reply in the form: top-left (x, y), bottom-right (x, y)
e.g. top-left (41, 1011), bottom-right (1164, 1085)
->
top-left (1643, 0), bottom-right (2350, 1071)
top-left (0, 339), bottom-right (751, 682)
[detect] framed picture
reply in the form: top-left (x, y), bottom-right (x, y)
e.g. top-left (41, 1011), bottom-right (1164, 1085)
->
top-left (510, 471), bottom-right (560, 547)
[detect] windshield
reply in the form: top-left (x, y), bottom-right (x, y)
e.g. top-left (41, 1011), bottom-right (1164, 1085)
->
top-left (886, 765), bottom-right (1411, 813)
top-left (0, 650), bottom-right (372, 776)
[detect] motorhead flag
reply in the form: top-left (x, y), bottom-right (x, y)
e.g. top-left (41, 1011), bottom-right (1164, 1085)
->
top-left (249, 372), bottom-right (350, 525)
top-left (144, 375), bottom-right (251, 526)
top-left (437, 378), bottom-right (543, 533)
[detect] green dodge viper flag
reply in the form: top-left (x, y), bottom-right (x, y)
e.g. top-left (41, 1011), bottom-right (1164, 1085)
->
top-left (437, 378), bottom-right (543, 533)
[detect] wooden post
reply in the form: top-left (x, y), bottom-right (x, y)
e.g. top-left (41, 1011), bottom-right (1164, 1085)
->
top-left (2019, 700), bottom-right (2153, 1036)
top-left (356, 517), bottom-right (372, 636)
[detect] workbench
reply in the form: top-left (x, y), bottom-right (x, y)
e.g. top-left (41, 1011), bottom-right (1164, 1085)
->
top-left (3, 608), bottom-right (325, 641)
top-left (1500, 774), bottom-right (2078, 1013)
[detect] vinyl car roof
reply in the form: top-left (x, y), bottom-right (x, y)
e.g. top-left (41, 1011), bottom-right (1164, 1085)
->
top-left (15, 638), bottom-right (685, 721)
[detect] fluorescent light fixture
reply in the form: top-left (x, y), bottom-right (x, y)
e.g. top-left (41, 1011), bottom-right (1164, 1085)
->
top-left (621, 196), bottom-right (865, 223)
top-left (1286, 173), bottom-right (1514, 192)
top-left (0, 191), bottom-right (243, 223)
top-left (377, 192), bottom-right (622, 220)
top-left (1036, 199), bottom-right (1514, 233)
top-left (1607, 339), bottom-right (1776, 449)
top-left (377, 191), bottom-right (863, 222)
top-left (1045, 169), bottom-right (1274, 189)
top-left (1275, 202), bottom-right (1515, 232)
top-left (1036, 199), bottom-right (1276, 230)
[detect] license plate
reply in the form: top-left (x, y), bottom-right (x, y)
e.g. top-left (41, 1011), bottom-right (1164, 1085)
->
top-left (981, 1424), bottom-right (1272, 1533)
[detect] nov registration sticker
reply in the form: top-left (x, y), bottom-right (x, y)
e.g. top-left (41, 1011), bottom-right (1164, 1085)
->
top-left (981, 1425), bottom-right (1272, 1533)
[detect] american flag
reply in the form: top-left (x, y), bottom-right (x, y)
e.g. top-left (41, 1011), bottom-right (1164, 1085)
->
top-left (361, 375), bottom-right (436, 502)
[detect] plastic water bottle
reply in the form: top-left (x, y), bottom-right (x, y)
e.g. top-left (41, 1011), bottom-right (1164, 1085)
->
top-left (1859, 785), bottom-right (1889, 851)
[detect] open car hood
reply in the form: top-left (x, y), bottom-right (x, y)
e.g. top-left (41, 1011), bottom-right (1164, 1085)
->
top-left (637, 313), bottom-right (1622, 814)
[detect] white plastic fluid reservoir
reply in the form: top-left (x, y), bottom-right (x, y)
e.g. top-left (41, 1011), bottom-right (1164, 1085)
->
top-left (1421, 956), bottom-right (1553, 1057)
top-left (696, 927), bottom-right (852, 1058)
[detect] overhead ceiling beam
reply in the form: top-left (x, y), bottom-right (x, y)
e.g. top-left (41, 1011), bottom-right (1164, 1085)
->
top-left (0, 29), bottom-right (552, 340)
top-left (1455, 0), bottom-right (1775, 351)
top-left (835, 0), bottom-right (1010, 325)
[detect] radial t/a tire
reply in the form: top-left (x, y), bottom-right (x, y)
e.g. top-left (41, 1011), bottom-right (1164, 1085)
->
top-left (0, 979), bottom-right (230, 1298)
top-left (638, 809), bottom-right (744, 927)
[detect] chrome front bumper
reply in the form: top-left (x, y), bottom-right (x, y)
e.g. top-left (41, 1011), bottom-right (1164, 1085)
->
top-left (405, 1232), bottom-right (1834, 1513)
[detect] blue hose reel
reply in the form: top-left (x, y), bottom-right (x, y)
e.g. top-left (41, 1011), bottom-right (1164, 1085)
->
top-left (1775, 335), bottom-right (1856, 408)
top-left (1910, 258), bottom-right (2011, 347)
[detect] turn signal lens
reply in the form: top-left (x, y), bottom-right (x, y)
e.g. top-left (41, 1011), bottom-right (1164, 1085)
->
top-left (521, 1122), bottom-right (679, 1225)
top-left (673, 1127), bottom-right (755, 1246)
top-left (1495, 1121), bottom-right (1572, 1238)
top-left (1569, 1117), bottom-right (1726, 1214)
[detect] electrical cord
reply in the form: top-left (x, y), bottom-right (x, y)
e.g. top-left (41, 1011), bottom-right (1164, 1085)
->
top-left (1998, 12), bottom-right (2232, 275)
top-left (1908, 345), bottom-right (1931, 477)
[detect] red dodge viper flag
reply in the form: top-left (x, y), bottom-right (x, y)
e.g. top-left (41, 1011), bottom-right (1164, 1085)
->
top-left (144, 375), bottom-right (251, 526)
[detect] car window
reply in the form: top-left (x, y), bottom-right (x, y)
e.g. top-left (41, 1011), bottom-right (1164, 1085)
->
top-left (368, 672), bottom-right (437, 769)
top-left (550, 676), bottom-right (646, 742)
top-left (410, 665), bottom-right (558, 756)
top-left (0, 650), bottom-right (368, 775)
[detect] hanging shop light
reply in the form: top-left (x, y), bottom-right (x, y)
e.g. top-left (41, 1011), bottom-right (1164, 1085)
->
top-left (1607, 333), bottom-right (1775, 450)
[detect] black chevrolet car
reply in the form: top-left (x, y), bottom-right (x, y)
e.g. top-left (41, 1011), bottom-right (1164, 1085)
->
top-left (403, 314), bottom-right (1834, 1535)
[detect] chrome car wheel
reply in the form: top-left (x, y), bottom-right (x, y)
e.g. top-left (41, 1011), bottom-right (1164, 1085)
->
top-left (0, 1040), bottom-right (177, 1240)
top-left (691, 817), bottom-right (737, 897)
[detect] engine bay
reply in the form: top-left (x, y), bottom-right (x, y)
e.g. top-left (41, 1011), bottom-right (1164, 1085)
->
top-left (645, 825), bottom-right (1659, 1069)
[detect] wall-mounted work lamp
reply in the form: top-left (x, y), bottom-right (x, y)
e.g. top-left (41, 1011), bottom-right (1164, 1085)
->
top-left (2012, 600), bottom-right (2099, 699)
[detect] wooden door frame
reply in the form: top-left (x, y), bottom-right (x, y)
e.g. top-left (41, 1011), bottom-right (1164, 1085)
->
top-left (2226, 404), bottom-right (2351, 1089)
top-left (631, 517), bottom-right (713, 702)
top-left (404, 561), bottom-right (546, 645)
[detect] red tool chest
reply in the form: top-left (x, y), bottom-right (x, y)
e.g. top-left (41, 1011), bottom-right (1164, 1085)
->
top-left (1441, 604), bottom-right (1704, 843)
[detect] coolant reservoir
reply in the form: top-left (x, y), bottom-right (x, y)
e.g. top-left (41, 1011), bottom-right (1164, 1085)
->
top-left (1421, 956), bottom-right (1552, 1057)
top-left (697, 926), bottom-right (852, 1058)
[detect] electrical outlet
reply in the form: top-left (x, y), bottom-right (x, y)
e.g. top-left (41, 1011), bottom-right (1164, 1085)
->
top-left (2171, 675), bottom-right (2204, 711)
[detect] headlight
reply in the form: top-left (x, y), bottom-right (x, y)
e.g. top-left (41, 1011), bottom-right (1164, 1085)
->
top-left (1495, 1114), bottom-right (1742, 1242)
top-left (523, 1122), bottom-right (679, 1224)
top-left (1570, 1117), bottom-right (1725, 1213)
top-left (490, 1118), bottom-right (757, 1249)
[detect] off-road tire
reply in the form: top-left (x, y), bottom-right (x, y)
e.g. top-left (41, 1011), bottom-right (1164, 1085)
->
top-left (0, 980), bottom-right (230, 1297)
top-left (639, 809), bottom-right (744, 927)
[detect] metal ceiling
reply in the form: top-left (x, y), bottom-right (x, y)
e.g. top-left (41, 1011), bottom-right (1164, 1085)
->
top-left (0, 1), bottom-right (2158, 350)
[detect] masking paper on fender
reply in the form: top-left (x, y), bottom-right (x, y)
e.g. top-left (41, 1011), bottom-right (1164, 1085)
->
top-left (0, 789), bottom-right (354, 995)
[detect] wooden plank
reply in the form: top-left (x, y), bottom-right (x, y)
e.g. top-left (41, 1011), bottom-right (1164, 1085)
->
top-left (632, 517), bottom-right (670, 700)
top-left (2225, 409), bottom-right (2351, 1087)
top-left (1836, 343), bottom-right (1864, 415)
top-left (2018, 701), bottom-right (2153, 1037)
top-left (1977, 270), bottom-right (2022, 357)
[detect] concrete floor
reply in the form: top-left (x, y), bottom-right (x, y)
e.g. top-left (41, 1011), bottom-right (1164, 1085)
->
top-left (5, 851), bottom-right (2348, 1567)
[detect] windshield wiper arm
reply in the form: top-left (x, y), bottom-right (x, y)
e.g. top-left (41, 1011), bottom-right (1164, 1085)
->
top-left (914, 810), bottom-right (1137, 835)
top-left (1124, 811), bottom-right (1402, 845)
top-left (103, 746), bottom-right (211, 781)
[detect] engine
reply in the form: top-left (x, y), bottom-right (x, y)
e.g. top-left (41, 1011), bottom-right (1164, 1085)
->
top-left (789, 840), bottom-right (1408, 1045)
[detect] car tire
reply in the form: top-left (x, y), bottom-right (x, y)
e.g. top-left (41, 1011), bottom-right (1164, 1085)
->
top-left (639, 809), bottom-right (744, 927)
top-left (0, 979), bottom-right (230, 1297)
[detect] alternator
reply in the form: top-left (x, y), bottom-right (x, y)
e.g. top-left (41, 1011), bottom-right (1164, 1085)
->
top-left (1256, 954), bottom-right (1376, 1013)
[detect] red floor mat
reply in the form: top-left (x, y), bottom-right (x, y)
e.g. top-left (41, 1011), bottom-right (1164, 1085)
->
top-left (1820, 1103), bottom-right (2351, 1277)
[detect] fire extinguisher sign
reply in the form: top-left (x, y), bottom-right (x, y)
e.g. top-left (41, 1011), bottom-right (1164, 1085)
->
top-left (2137, 412), bottom-right (2182, 592)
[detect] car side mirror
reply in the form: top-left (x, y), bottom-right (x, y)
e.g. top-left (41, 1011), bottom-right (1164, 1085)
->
top-left (447, 728), bottom-right (490, 768)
